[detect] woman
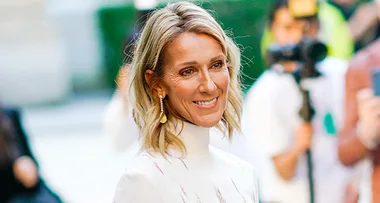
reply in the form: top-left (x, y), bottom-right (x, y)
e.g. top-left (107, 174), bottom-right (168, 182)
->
top-left (113, 1), bottom-right (259, 202)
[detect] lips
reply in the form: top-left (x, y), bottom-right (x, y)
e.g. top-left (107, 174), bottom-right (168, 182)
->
top-left (193, 97), bottom-right (218, 107)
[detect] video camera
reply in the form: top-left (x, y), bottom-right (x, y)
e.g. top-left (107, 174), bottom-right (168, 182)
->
top-left (266, 37), bottom-right (328, 65)
top-left (266, 0), bottom-right (328, 77)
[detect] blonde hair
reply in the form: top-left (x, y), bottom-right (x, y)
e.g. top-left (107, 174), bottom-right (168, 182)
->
top-left (128, 1), bottom-right (242, 155)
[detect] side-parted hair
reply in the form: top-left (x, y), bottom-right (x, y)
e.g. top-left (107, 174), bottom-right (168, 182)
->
top-left (128, 1), bottom-right (242, 155)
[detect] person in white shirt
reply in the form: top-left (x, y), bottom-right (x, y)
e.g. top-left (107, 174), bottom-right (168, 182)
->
top-left (103, 65), bottom-right (140, 152)
top-left (112, 2), bottom-right (259, 202)
top-left (239, 0), bottom-right (353, 202)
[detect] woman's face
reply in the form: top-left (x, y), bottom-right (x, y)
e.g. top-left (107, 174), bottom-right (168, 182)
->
top-left (160, 32), bottom-right (229, 128)
top-left (271, 7), bottom-right (303, 45)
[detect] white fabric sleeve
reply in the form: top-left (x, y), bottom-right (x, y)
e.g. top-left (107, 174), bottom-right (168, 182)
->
top-left (242, 95), bottom-right (291, 158)
top-left (318, 57), bottom-right (349, 130)
top-left (113, 168), bottom-right (161, 203)
top-left (103, 93), bottom-right (139, 152)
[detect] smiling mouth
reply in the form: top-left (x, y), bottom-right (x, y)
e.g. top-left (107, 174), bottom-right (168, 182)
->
top-left (193, 97), bottom-right (218, 107)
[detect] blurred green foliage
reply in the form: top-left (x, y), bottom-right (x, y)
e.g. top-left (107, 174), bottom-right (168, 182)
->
top-left (98, 5), bottom-right (136, 89)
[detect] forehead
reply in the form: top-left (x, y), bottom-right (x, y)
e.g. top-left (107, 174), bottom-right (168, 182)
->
top-left (273, 7), bottom-right (299, 25)
top-left (163, 32), bottom-right (224, 66)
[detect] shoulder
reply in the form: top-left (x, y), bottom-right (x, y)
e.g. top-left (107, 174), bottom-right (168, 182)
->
top-left (246, 70), bottom-right (288, 100)
top-left (251, 70), bottom-right (277, 87)
top-left (116, 166), bottom-right (152, 187)
top-left (1, 107), bottom-right (20, 121)
top-left (319, 2), bottom-right (346, 21)
top-left (114, 152), bottom-right (169, 202)
top-left (318, 57), bottom-right (348, 73)
top-left (127, 151), bottom-right (171, 176)
top-left (349, 52), bottom-right (371, 73)
top-left (244, 71), bottom-right (295, 118)
top-left (346, 44), bottom-right (378, 85)
top-left (113, 165), bottom-right (158, 203)
top-left (349, 40), bottom-right (380, 73)
top-left (254, 70), bottom-right (282, 84)
top-left (317, 57), bottom-right (348, 90)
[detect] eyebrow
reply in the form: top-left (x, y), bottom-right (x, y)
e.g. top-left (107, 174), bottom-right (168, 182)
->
top-left (210, 54), bottom-right (225, 62)
top-left (177, 54), bottom-right (225, 67)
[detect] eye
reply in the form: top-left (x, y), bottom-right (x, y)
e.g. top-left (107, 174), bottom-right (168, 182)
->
top-left (180, 68), bottom-right (194, 76)
top-left (211, 61), bottom-right (224, 69)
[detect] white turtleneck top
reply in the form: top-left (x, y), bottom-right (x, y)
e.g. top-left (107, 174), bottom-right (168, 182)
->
top-left (113, 122), bottom-right (259, 203)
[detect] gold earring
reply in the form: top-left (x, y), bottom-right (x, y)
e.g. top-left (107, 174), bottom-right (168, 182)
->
top-left (159, 95), bottom-right (167, 124)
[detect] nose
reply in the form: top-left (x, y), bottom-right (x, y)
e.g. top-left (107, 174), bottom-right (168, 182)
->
top-left (198, 70), bottom-right (217, 94)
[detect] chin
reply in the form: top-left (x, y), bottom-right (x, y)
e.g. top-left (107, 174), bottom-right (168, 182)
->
top-left (197, 121), bottom-right (219, 128)
top-left (193, 115), bottom-right (222, 128)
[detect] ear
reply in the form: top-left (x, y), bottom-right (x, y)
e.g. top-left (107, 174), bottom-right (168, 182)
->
top-left (145, 69), bottom-right (166, 98)
top-left (145, 69), bottom-right (155, 87)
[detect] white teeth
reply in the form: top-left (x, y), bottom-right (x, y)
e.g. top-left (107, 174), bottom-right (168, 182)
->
top-left (195, 98), bottom-right (217, 106)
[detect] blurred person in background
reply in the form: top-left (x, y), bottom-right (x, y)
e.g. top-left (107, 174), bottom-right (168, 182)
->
top-left (261, 0), bottom-right (354, 60)
top-left (329, 0), bottom-right (380, 52)
top-left (238, 0), bottom-right (353, 202)
top-left (103, 0), bottom-right (155, 152)
top-left (338, 0), bottom-right (380, 202)
top-left (113, 1), bottom-right (259, 202)
top-left (0, 106), bottom-right (62, 203)
top-left (103, 64), bottom-right (139, 152)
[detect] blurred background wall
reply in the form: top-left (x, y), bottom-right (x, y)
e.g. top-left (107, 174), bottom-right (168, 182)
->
top-left (0, 0), bottom-right (70, 106)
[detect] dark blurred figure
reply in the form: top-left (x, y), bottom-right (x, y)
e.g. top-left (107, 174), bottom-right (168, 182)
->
top-left (330, 0), bottom-right (380, 51)
top-left (0, 107), bottom-right (62, 203)
top-left (338, 1), bottom-right (380, 202)
top-left (329, 0), bottom-right (360, 19)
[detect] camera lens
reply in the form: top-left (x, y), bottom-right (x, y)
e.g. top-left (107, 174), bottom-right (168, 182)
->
top-left (305, 41), bottom-right (327, 62)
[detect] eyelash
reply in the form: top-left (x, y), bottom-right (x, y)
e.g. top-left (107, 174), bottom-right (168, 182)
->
top-left (179, 61), bottom-right (225, 77)
top-left (180, 69), bottom-right (194, 76)
top-left (211, 61), bottom-right (224, 69)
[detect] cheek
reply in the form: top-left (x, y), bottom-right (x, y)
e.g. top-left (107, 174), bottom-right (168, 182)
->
top-left (291, 30), bottom-right (303, 42)
top-left (212, 70), bottom-right (230, 91)
top-left (272, 28), bottom-right (282, 40)
top-left (167, 79), bottom-right (197, 102)
top-left (274, 28), bottom-right (288, 45)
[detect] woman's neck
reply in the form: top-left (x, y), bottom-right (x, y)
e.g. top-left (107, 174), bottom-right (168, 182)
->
top-left (167, 120), bottom-right (211, 157)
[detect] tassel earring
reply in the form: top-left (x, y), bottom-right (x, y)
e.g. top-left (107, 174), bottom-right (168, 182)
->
top-left (159, 95), bottom-right (167, 124)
